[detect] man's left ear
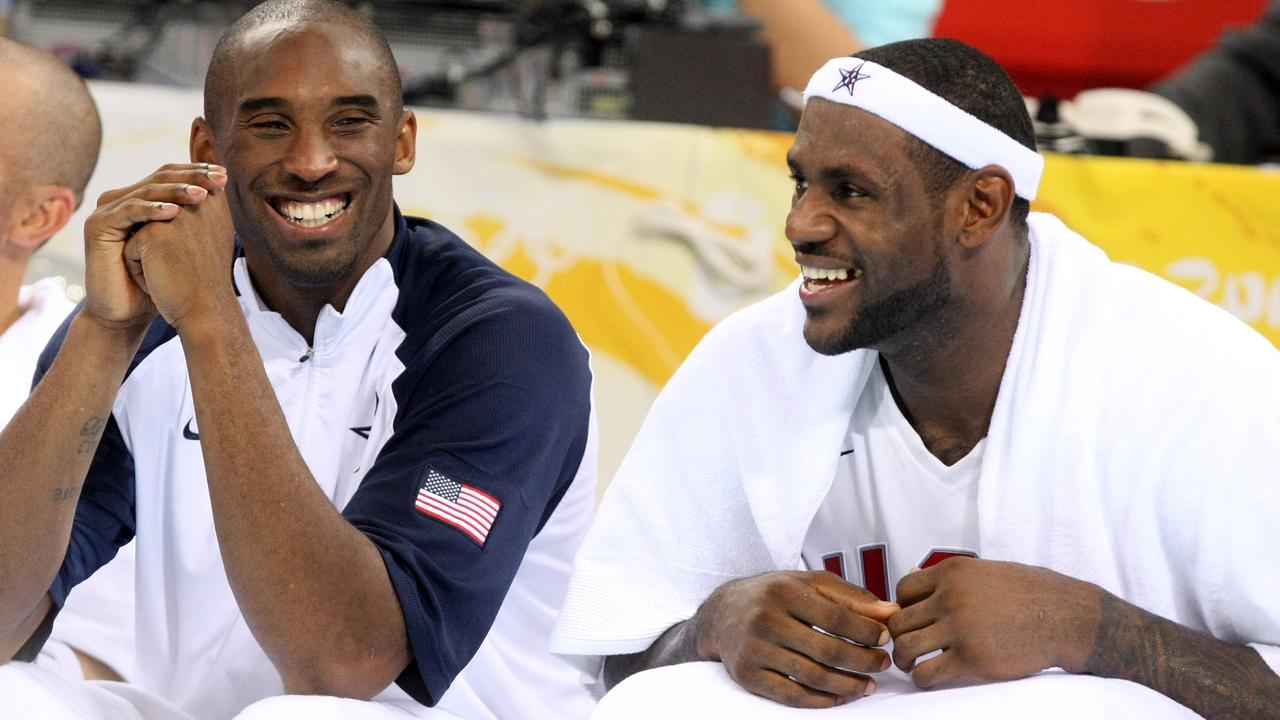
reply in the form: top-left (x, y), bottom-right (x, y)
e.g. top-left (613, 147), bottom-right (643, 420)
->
top-left (958, 165), bottom-right (1015, 249)
top-left (393, 110), bottom-right (417, 176)
top-left (7, 185), bottom-right (77, 256)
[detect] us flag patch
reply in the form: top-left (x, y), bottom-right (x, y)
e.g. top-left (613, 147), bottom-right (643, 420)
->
top-left (415, 467), bottom-right (501, 546)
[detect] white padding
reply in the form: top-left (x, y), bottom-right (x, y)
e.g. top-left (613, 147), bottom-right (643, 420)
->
top-left (804, 58), bottom-right (1044, 200)
top-left (0, 662), bottom-right (468, 720)
top-left (0, 662), bottom-right (192, 720)
top-left (591, 662), bottom-right (1200, 720)
top-left (232, 693), bottom-right (464, 720)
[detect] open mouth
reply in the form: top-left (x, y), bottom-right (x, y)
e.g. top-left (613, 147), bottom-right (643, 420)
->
top-left (799, 263), bottom-right (863, 293)
top-left (270, 194), bottom-right (351, 229)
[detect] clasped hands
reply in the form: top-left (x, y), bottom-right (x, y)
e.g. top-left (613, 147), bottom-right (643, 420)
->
top-left (83, 163), bottom-right (237, 334)
top-left (693, 557), bottom-right (1101, 708)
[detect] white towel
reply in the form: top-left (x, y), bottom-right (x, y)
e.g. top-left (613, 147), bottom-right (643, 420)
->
top-left (552, 213), bottom-right (1280, 680)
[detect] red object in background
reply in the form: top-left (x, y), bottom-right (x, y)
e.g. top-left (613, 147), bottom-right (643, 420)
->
top-left (933, 0), bottom-right (1269, 97)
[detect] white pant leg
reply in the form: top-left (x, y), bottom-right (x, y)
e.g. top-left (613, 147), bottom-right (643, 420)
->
top-left (592, 662), bottom-right (1203, 720)
top-left (0, 662), bottom-right (191, 720)
top-left (233, 694), bottom-right (464, 720)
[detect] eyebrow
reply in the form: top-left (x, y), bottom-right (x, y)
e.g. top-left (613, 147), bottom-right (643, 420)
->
top-left (334, 95), bottom-right (379, 109)
top-left (238, 97), bottom-right (288, 114)
top-left (819, 164), bottom-right (877, 185)
top-left (787, 155), bottom-right (882, 189)
top-left (236, 94), bottom-right (381, 115)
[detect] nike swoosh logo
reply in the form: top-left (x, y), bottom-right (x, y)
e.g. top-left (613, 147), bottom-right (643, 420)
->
top-left (350, 393), bottom-right (378, 439)
top-left (183, 418), bottom-right (200, 441)
top-left (839, 448), bottom-right (854, 456)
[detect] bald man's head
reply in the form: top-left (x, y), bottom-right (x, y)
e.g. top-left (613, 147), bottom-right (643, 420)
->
top-left (203, 0), bottom-right (402, 135)
top-left (0, 38), bottom-right (102, 206)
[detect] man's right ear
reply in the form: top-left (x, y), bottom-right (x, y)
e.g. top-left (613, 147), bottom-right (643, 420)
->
top-left (189, 118), bottom-right (220, 165)
top-left (3, 185), bottom-right (76, 260)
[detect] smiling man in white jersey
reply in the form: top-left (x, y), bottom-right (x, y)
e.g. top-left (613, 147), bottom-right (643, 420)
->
top-left (0, 2), bottom-right (597, 719)
top-left (552, 38), bottom-right (1280, 719)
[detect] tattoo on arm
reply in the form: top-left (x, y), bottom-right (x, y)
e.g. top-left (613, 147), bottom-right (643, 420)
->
top-left (52, 486), bottom-right (80, 502)
top-left (1084, 592), bottom-right (1280, 719)
top-left (76, 415), bottom-right (105, 455)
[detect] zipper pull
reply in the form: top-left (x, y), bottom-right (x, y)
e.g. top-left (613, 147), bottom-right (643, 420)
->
top-left (299, 347), bottom-right (314, 363)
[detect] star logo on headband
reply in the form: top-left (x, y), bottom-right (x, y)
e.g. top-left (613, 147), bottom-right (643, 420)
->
top-left (831, 61), bottom-right (871, 96)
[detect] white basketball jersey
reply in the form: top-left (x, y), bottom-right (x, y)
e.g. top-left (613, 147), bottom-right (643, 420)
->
top-left (802, 361), bottom-right (983, 602)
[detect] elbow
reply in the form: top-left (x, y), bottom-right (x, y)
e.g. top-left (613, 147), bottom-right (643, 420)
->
top-left (278, 654), bottom-right (406, 701)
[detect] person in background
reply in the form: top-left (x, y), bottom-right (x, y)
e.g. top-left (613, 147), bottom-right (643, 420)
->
top-left (1151, 0), bottom-right (1280, 164)
top-left (0, 35), bottom-right (137, 688)
top-left (700, 0), bottom-right (942, 92)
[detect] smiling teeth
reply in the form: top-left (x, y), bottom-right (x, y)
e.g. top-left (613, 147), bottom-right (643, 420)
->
top-left (800, 265), bottom-right (858, 281)
top-left (277, 197), bottom-right (349, 228)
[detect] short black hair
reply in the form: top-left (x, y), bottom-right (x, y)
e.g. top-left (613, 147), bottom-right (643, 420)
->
top-left (853, 38), bottom-right (1035, 238)
top-left (203, 0), bottom-right (402, 132)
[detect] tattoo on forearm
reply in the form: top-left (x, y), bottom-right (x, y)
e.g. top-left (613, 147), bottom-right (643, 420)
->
top-left (77, 415), bottom-right (105, 455)
top-left (1085, 592), bottom-right (1280, 719)
top-left (52, 486), bottom-right (80, 502)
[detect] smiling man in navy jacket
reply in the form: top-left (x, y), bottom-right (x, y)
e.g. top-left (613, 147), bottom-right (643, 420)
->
top-left (0, 2), bottom-right (597, 719)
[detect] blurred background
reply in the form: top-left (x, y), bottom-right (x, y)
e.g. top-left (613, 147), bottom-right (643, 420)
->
top-left (4, 1), bottom-right (1275, 142)
top-left (5, 0), bottom-right (1279, 482)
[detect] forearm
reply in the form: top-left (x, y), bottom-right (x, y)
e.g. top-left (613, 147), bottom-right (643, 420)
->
top-left (0, 313), bottom-right (144, 647)
top-left (736, 0), bottom-right (862, 91)
top-left (180, 313), bottom-right (409, 698)
top-left (1079, 591), bottom-right (1280, 719)
top-left (603, 618), bottom-right (701, 691)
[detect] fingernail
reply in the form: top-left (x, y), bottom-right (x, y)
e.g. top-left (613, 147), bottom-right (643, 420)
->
top-left (154, 202), bottom-right (178, 211)
top-left (880, 654), bottom-right (891, 671)
top-left (877, 628), bottom-right (890, 646)
top-left (864, 678), bottom-right (876, 696)
top-left (185, 184), bottom-right (206, 196)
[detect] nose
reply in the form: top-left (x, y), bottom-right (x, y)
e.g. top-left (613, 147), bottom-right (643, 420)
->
top-left (281, 124), bottom-right (339, 183)
top-left (785, 189), bottom-right (838, 250)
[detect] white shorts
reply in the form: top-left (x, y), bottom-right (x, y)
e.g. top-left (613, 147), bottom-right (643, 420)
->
top-left (591, 662), bottom-right (1201, 720)
top-left (0, 662), bottom-right (462, 720)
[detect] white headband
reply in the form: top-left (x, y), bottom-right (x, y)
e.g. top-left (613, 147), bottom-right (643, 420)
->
top-left (803, 58), bottom-right (1043, 201)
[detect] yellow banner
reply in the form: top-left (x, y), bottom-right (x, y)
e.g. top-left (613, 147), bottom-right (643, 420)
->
top-left (1038, 155), bottom-right (1280, 348)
